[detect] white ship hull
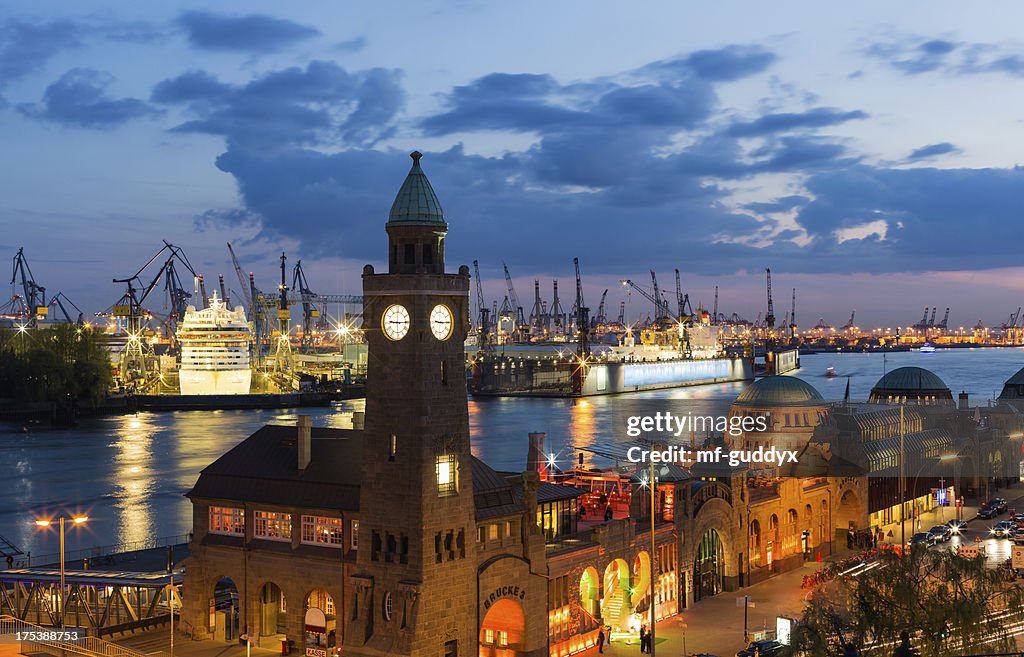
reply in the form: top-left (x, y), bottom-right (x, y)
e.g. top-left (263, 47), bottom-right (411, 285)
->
top-left (179, 368), bottom-right (252, 395)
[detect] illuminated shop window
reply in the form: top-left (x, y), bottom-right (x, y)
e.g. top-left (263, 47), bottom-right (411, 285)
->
top-left (209, 507), bottom-right (244, 535)
top-left (301, 516), bottom-right (344, 547)
top-left (436, 454), bottom-right (458, 497)
top-left (254, 511), bottom-right (292, 542)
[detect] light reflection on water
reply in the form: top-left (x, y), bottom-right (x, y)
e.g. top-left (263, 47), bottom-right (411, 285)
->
top-left (0, 348), bottom-right (1022, 559)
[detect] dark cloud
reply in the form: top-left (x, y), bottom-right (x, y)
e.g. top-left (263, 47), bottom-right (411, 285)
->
top-left (727, 107), bottom-right (868, 137)
top-left (0, 18), bottom-right (83, 102)
top-left (655, 45), bottom-right (778, 82)
top-left (176, 10), bottom-right (319, 53)
top-left (866, 36), bottom-right (1024, 78)
top-left (906, 142), bottom-right (960, 161)
top-left (151, 61), bottom-right (404, 150)
top-left (18, 68), bottom-right (161, 129)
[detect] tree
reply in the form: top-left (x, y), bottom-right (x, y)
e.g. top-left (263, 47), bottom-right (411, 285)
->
top-left (0, 325), bottom-right (112, 404)
top-left (789, 546), bottom-right (1024, 656)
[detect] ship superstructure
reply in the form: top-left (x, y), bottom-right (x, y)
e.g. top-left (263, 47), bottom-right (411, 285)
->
top-left (177, 291), bottom-right (252, 395)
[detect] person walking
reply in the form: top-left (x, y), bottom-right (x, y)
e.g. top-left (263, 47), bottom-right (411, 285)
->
top-left (597, 627), bottom-right (606, 654)
top-left (638, 625), bottom-right (646, 653)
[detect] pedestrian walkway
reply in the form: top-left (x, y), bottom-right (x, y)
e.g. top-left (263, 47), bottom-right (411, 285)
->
top-left (583, 562), bottom-right (822, 657)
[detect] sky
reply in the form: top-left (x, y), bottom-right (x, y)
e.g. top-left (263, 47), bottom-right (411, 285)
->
top-left (3, 1), bottom-right (1024, 328)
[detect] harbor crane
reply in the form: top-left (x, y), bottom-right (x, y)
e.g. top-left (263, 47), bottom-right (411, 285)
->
top-left (842, 310), bottom-right (857, 332)
top-left (8, 248), bottom-right (47, 322)
top-left (110, 241), bottom-right (199, 386)
top-left (291, 260), bottom-right (320, 351)
top-left (551, 280), bottom-right (566, 333)
top-left (928, 307), bottom-right (937, 327)
top-left (472, 260), bottom-right (490, 347)
top-left (616, 301), bottom-right (625, 326)
top-left (789, 288), bottom-right (797, 339)
top-left (528, 279), bottom-right (545, 337)
top-left (620, 277), bottom-right (671, 324)
top-left (674, 269), bottom-right (693, 321)
top-left (49, 292), bottom-right (85, 325)
top-left (227, 242), bottom-right (254, 313)
top-left (572, 257), bottom-right (589, 356)
top-left (1002, 307), bottom-right (1021, 329)
top-left (594, 289), bottom-right (609, 327)
top-left (502, 262), bottom-right (525, 336)
top-left (649, 271), bottom-right (673, 322)
top-left (712, 286), bottom-right (719, 324)
top-left (937, 307), bottom-right (950, 330)
top-left (764, 268), bottom-right (776, 330)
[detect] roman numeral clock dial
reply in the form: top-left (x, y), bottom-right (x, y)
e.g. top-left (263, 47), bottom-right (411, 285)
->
top-left (382, 304), bottom-right (410, 340)
top-left (430, 304), bottom-right (454, 340)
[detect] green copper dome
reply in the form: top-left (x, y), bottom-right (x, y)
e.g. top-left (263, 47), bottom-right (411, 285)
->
top-left (871, 366), bottom-right (949, 393)
top-left (734, 375), bottom-right (825, 406)
top-left (388, 151), bottom-right (446, 226)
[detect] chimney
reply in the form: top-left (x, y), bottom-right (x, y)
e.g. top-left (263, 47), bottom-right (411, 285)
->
top-left (352, 411), bottom-right (365, 430)
top-left (958, 390), bottom-right (969, 410)
top-left (527, 432), bottom-right (547, 481)
top-left (298, 416), bottom-right (312, 472)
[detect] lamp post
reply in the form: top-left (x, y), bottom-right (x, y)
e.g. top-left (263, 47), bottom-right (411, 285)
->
top-left (34, 515), bottom-right (88, 628)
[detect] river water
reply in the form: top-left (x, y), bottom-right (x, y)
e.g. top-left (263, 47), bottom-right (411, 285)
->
top-left (2, 347), bottom-right (1023, 560)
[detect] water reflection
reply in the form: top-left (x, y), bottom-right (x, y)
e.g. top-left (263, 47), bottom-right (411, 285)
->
top-left (110, 414), bottom-right (156, 547)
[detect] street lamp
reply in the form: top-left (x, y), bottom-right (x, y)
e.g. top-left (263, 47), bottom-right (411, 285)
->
top-left (34, 515), bottom-right (88, 628)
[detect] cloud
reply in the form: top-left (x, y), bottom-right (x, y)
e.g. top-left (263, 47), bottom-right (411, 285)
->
top-left (152, 61), bottom-right (404, 149)
top-left (866, 35), bottom-right (1024, 78)
top-left (727, 107), bottom-right (868, 137)
top-left (176, 10), bottom-right (319, 53)
top-left (906, 142), bottom-right (960, 161)
top-left (644, 45), bottom-right (778, 82)
top-left (18, 68), bottom-right (161, 128)
top-left (334, 37), bottom-right (367, 53)
top-left (0, 18), bottom-right (84, 102)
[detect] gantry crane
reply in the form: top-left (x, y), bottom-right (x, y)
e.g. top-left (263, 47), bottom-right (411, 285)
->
top-left (764, 268), bottom-right (776, 330)
top-left (49, 292), bottom-right (84, 325)
top-left (502, 262), bottom-right (525, 340)
top-left (291, 260), bottom-right (321, 351)
top-left (472, 260), bottom-right (490, 348)
top-left (8, 248), bottom-right (48, 322)
top-left (674, 269), bottom-right (693, 321)
top-left (789, 288), bottom-right (797, 339)
top-left (621, 277), bottom-right (671, 325)
top-left (594, 289), bottom-right (608, 327)
top-left (572, 258), bottom-right (589, 356)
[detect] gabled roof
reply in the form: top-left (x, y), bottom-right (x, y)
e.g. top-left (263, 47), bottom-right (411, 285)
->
top-left (388, 151), bottom-right (446, 226)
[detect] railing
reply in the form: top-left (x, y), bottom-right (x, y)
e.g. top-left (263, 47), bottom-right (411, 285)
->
top-left (0, 615), bottom-right (147, 657)
top-left (22, 534), bottom-right (191, 567)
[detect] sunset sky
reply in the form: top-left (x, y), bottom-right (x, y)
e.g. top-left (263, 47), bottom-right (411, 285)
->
top-left (4, 1), bottom-right (1024, 327)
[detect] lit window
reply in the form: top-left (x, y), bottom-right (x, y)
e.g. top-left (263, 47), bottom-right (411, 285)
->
top-left (497, 631), bottom-right (508, 647)
top-left (436, 454), bottom-right (458, 497)
top-left (483, 629), bottom-right (494, 645)
top-left (389, 434), bottom-right (397, 461)
top-left (351, 520), bottom-right (359, 549)
top-left (488, 524), bottom-right (499, 541)
top-left (301, 516), bottom-right (344, 547)
top-left (477, 526), bottom-right (486, 543)
top-left (209, 507), bottom-right (244, 535)
top-left (254, 511), bottom-right (292, 542)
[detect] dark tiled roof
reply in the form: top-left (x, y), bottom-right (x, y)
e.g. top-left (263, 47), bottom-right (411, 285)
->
top-left (187, 425), bottom-right (363, 511)
top-left (188, 424), bottom-right (529, 520)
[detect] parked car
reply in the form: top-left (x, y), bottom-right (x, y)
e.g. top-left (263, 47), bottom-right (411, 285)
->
top-left (992, 521), bottom-right (1015, 538)
top-left (993, 498), bottom-right (1009, 513)
top-left (927, 524), bottom-right (952, 542)
top-left (946, 519), bottom-right (968, 535)
top-left (1012, 527), bottom-right (1024, 545)
top-left (737, 640), bottom-right (783, 657)
top-left (910, 532), bottom-right (935, 546)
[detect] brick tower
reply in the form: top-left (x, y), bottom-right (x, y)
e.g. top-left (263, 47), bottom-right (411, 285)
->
top-left (345, 151), bottom-right (476, 657)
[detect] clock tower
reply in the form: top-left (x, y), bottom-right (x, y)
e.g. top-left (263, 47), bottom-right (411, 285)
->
top-left (346, 152), bottom-right (476, 657)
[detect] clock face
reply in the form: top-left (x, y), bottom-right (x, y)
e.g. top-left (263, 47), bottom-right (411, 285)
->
top-left (382, 304), bottom-right (410, 340)
top-left (430, 304), bottom-right (454, 340)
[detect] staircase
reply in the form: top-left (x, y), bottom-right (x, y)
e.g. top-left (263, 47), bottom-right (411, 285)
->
top-left (601, 589), bottom-right (628, 631)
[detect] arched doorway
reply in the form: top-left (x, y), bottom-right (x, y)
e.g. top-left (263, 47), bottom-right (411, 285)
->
top-left (479, 598), bottom-right (525, 656)
top-left (631, 552), bottom-right (652, 613)
top-left (694, 529), bottom-right (724, 601)
top-left (579, 567), bottom-right (600, 619)
top-left (258, 582), bottom-right (286, 638)
top-left (836, 489), bottom-right (861, 537)
top-left (601, 559), bottom-right (630, 632)
top-left (211, 577), bottom-right (239, 642)
top-left (304, 589), bottom-right (336, 656)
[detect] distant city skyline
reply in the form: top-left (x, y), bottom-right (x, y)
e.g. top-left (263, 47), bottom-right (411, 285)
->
top-left (3, 1), bottom-right (1024, 326)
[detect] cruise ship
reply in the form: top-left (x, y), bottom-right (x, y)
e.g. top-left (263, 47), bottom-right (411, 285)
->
top-left (177, 291), bottom-right (252, 395)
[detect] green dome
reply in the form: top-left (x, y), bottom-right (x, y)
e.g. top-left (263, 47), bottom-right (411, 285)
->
top-left (388, 151), bottom-right (446, 226)
top-left (734, 376), bottom-right (825, 406)
top-left (871, 366), bottom-right (949, 394)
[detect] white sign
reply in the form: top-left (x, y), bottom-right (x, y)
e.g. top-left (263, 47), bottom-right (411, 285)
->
top-left (776, 616), bottom-right (796, 645)
top-left (306, 648), bottom-right (327, 657)
top-left (1013, 545), bottom-right (1024, 570)
top-left (958, 545), bottom-right (984, 559)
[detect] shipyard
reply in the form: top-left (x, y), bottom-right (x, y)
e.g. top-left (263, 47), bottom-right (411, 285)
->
top-left (5, 3), bottom-right (1024, 657)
